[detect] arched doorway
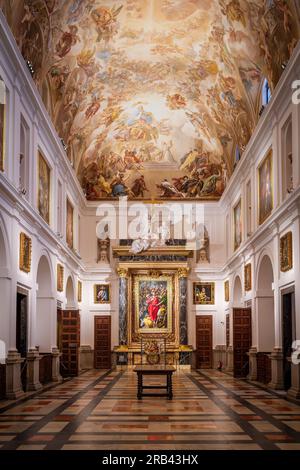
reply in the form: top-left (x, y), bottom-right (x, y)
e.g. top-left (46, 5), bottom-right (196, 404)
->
top-left (256, 255), bottom-right (275, 384)
top-left (232, 275), bottom-right (251, 378)
top-left (36, 255), bottom-right (55, 352)
top-left (0, 219), bottom-right (11, 398)
top-left (0, 221), bottom-right (9, 355)
top-left (66, 275), bottom-right (76, 309)
top-left (233, 275), bottom-right (243, 307)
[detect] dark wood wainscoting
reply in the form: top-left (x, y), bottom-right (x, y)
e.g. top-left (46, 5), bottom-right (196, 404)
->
top-left (94, 316), bottom-right (111, 369)
top-left (256, 352), bottom-right (271, 384)
top-left (39, 354), bottom-right (53, 385)
top-left (0, 364), bottom-right (5, 399)
top-left (226, 313), bottom-right (230, 348)
top-left (233, 308), bottom-right (252, 378)
top-left (196, 315), bottom-right (213, 369)
top-left (58, 310), bottom-right (80, 377)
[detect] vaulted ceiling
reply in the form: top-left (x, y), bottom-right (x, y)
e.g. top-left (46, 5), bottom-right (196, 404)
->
top-left (1, 1), bottom-right (299, 200)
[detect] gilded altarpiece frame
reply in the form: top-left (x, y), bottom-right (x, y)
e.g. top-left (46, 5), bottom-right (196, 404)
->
top-left (128, 269), bottom-right (180, 350)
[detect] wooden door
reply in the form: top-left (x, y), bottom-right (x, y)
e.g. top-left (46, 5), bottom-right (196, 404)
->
top-left (196, 315), bottom-right (213, 369)
top-left (226, 314), bottom-right (230, 348)
top-left (59, 310), bottom-right (80, 377)
top-left (282, 292), bottom-right (294, 390)
top-left (233, 308), bottom-right (251, 378)
top-left (94, 316), bottom-right (111, 369)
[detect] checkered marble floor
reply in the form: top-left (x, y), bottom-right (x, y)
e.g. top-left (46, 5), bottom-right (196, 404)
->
top-left (0, 369), bottom-right (300, 450)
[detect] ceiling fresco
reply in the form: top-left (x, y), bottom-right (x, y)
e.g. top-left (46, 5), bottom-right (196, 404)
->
top-left (1, 0), bottom-right (299, 200)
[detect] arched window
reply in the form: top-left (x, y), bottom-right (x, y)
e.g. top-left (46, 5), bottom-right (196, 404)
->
top-left (0, 76), bottom-right (6, 172)
top-left (19, 117), bottom-right (29, 197)
top-left (262, 78), bottom-right (272, 106)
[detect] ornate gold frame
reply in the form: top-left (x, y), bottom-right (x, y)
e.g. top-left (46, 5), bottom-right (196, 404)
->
top-left (66, 198), bottom-right (74, 249)
top-left (133, 274), bottom-right (173, 335)
top-left (280, 231), bottom-right (293, 272)
top-left (38, 150), bottom-right (51, 225)
top-left (244, 263), bottom-right (252, 291)
top-left (57, 264), bottom-right (64, 292)
top-left (19, 232), bottom-right (32, 273)
top-left (233, 198), bottom-right (242, 252)
top-left (126, 265), bottom-right (181, 349)
top-left (94, 284), bottom-right (110, 304)
top-left (224, 280), bottom-right (229, 302)
top-left (193, 282), bottom-right (215, 304)
top-left (78, 280), bottom-right (82, 302)
top-left (258, 149), bottom-right (273, 226)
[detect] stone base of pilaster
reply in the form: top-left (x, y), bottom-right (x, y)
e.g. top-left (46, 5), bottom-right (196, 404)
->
top-left (51, 348), bottom-right (63, 382)
top-left (247, 347), bottom-right (258, 381)
top-left (268, 348), bottom-right (284, 390)
top-left (79, 345), bottom-right (93, 371)
top-left (5, 350), bottom-right (25, 400)
top-left (26, 348), bottom-right (42, 391)
top-left (225, 346), bottom-right (233, 372)
top-left (287, 362), bottom-right (300, 400)
top-left (213, 345), bottom-right (226, 369)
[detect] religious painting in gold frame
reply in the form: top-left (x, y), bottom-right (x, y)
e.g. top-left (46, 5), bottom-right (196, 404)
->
top-left (0, 76), bottom-right (6, 172)
top-left (38, 151), bottom-right (51, 224)
top-left (57, 264), bottom-right (64, 292)
top-left (66, 198), bottom-right (73, 249)
top-left (258, 149), bottom-right (273, 225)
top-left (244, 263), bottom-right (252, 291)
top-left (193, 282), bottom-right (215, 304)
top-left (94, 284), bottom-right (110, 303)
top-left (134, 275), bottom-right (173, 334)
top-left (280, 231), bottom-right (293, 272)
top-left (19, 232), bottom-right (32, 273)
top-left (224, 280), bottom-right (229, 302)
top-left (233, 199), bottom-right (242, 251)
top-left (78, 280), bottom-right (82, 302)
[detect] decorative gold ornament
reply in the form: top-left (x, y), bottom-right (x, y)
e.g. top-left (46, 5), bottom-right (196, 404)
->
top-left (280, 232), bottom-right (293, 272)
top-left (117, 267), bottom-right (128, 278)
top-left (57, 264), bottom-right (64, 292)
top-left (178, 267), bottom-right (189, 278)
top-left (244, 263), bottom-right (252, 291)
top-left (19, 232), bottom-right (32, 273)
top-left (78, 280), bottom-right (82, 302)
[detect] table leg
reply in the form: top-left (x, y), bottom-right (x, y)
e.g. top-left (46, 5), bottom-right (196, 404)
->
top-left (137, 373), bottom-right (143, 400)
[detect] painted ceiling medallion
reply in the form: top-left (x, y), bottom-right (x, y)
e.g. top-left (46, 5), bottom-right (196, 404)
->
top-left (1, 0), bottom-right (299, 200)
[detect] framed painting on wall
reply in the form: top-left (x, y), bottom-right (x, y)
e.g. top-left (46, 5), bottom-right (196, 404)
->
top-left (193, 282), bottom-right (215, 305)
top-left (57, 264), bottom-right (64, 292)
top-left (224, 280), bottom-right (229, 302)
top-left (94, 284), bottom-right (110, 304)
top-left (258, 149), bottom-right (273, 225)
top-left (244, 263), bottom-right (252, 291)
top-left (38, 151), bottom-right (51, 224)
top-left (0, 77), bottom-right (6, 172)
top-left (78, 280), bottom-right (82, 302)
top-left (19, 232), bottom-right (32, 273)
top-left (233, 199), bottom-right (242, 251)
top-left (134, 275), bottom-right (173, 334)
top-left (280, 232), bottom-right (293, 272)
top-left (66, 198), bottom-right (74, 249)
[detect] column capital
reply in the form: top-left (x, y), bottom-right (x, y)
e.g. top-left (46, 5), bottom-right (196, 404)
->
top-left (117, 267), bottom-right (128, 278)
top-left (178, 267), bottom-right (189, 278)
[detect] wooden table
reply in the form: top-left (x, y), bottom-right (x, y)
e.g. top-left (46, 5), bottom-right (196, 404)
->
top-left (133, 365), bottom-right (176, 400)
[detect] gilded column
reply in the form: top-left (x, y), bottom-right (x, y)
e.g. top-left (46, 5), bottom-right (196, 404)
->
top-left (118, 268), bottom-right (128, 345)
top-left (178, 268), bottom-right (189, 345)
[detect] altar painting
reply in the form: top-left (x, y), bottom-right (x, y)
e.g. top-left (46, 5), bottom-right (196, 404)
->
top-left (134, 276), bottom-right (173, 334)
